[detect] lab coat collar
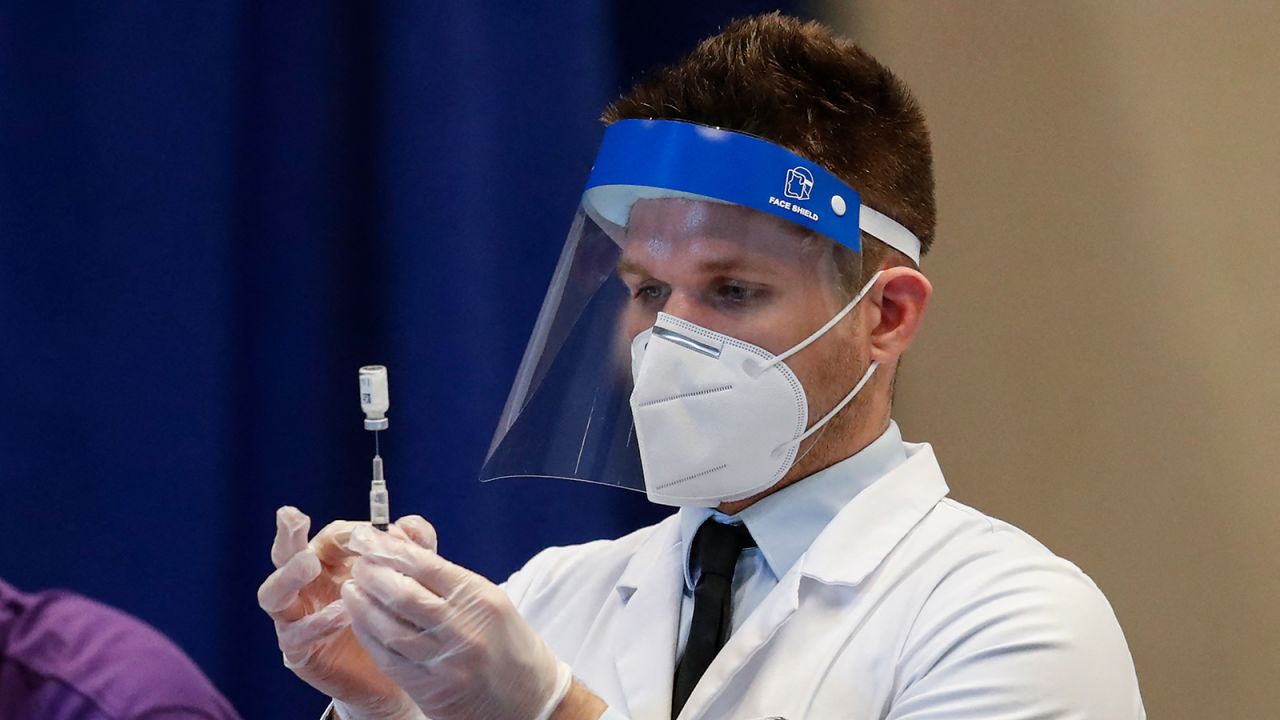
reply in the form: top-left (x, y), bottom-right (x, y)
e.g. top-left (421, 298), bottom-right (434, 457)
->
top-left (612, 515), bottom-right (684, 719)
top-left (616, 514), bottom-right (681, 597)
top-left (799, 441), bottom-right (949, 587)
top-left (607, 436), bottom-right (949, 719)
top-left (611, 437), bottom-right (945, 598)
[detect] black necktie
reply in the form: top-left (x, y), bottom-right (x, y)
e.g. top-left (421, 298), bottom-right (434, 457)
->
top-left (672, 519), bottom-right (756, 718)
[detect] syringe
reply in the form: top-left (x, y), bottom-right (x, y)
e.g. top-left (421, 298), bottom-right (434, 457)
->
top-left (369, 455), bottom-right (389, 531)
top-left (359, 365), bottom-right (390, 531)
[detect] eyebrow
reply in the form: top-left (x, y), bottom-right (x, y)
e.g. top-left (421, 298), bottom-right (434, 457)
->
top-left (615, 256), bottom-right (646, 276)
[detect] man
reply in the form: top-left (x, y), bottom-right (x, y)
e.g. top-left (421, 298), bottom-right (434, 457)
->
top-left (0, 577), bottom-right (241, 719)
top-left (259, 14), bottom-right (1145, 719)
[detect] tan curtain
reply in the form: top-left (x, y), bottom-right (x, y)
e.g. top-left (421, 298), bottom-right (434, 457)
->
top-left (816, 2), bottom-right (1280, 717)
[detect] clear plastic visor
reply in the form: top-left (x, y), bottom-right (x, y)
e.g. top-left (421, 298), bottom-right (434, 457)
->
top-left (479, 195), bottom-right (866, 492)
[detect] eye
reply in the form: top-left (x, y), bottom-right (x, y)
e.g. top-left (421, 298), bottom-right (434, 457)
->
top-left (634, 284), bottom-right (669, 302)
top-left (717, 282), bottom-right (755, 303)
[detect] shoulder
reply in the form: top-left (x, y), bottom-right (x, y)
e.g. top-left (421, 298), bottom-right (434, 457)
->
top-left (1, 586), bottom-right (239, 720)
top-left (889, 500), bottom-right (1144, 717)
top-left (503, 518), bottom-right (671, 608)
top-left (499, 517), bottom-right (678, 663)
top-left (916, 497), bottom-right (1108, 599)
top-left (910, 498), bottom-right (1128, 638)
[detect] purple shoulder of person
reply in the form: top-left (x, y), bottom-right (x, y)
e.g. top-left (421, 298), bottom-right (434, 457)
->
top-left (0, 578), bottom-right (241, 720)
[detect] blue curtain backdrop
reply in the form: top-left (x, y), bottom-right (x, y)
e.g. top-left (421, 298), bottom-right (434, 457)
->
top-left (0, 1), bottom-right (802, 716)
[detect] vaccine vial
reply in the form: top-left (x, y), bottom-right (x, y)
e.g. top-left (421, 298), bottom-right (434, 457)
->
top-left (359, 365), bottom-right (389, 430)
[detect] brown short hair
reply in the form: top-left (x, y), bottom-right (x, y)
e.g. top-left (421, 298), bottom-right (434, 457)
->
top-left (602, 13), bottom-right (935, 273)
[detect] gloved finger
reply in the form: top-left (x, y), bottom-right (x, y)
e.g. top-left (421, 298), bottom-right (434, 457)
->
top-left (385, 522), bottom-right (413, 542)
top-left (393, 515), bottom-right (438, 552)
top-left (258, 547), bottom-right (322, 621)
top-left (348, 525), bottom-right (432, 568)
top-left (342, 577), bottom-right (448, 665)
top-left (346, 613), bottom-right (470, 714)
top-left (346, 591), bottom-right (421, 682)
top-left (349, 526), bottom-right (473, 598)
top-left (349, 558), bottom-right (455, 640)
top-left (271, 506), bottom-right (311, 568)
top-left (311, 518), bottom-right (415, 569)
top-left (309, 519), bottom-right (371, 570)
top-left (276, 598), bottom-right (350, 668)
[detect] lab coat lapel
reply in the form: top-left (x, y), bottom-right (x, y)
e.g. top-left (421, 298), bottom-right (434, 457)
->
top-left (612, 517), bottom-right (684, 720)
top-left (678, 442), bottom-right (949, 720)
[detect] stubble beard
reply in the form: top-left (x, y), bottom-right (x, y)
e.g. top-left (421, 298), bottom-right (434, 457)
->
top-left (781, 334), bottom-right (879, 487)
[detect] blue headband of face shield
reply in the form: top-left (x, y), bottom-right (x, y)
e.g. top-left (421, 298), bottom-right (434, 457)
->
top-left (581, 119), bottom-right (922, 264)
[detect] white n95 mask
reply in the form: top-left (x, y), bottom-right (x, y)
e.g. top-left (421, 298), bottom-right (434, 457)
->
top-left (629, 272), bottom-right (882, 507)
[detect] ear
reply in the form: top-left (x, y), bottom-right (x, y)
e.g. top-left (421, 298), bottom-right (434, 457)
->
top-left (866, 267), bottom-right (932, 363)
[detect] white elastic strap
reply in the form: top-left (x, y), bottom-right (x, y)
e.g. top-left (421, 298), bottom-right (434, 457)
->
top-left (796, 360), bottom-right (879, 445)
top-left (768, 270), bottom-right (884, 369)
top-left (859, 204), bottom-right (921, 265)
top-left (532, 659), bottom-right (575, 720)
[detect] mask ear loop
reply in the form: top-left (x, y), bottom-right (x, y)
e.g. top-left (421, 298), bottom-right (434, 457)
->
top-left (763, 270), bottom-right (885, 459)
top-left (768, 359), bottom-right (879, 459)
top-left (796, 359), bottom-right (878, 444)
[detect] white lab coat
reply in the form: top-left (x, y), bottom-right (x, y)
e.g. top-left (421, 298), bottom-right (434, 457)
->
top-left (503, 442), bottom-right (1145, 719)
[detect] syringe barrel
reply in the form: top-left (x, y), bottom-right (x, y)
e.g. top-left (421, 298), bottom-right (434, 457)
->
top-left (370, 479), bottom-right (390, 531)
top-left (370, 455), bottom-right (389, 530)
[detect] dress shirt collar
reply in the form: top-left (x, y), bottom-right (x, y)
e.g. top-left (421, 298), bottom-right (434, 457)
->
top-left (677, 420), bottom-right (908, 591)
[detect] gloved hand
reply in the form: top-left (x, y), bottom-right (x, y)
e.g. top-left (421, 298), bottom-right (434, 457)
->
top-left (257, 506), bottom-right (431, 720)
top-left (342, 522), bottom-right (574, 720)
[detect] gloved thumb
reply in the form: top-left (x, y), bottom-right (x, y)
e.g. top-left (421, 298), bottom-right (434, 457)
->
top-left (271, 506), bottom-right (311, 568)
top-left (349, 526), bottom-right (472, 598)
top-left (393, 514), bottom-right (438, 552)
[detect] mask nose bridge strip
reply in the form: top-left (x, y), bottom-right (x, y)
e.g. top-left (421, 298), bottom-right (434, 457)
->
top-left (652, 325), bottom-right (722, 359)
top-left (764, 270), bottom-right (884, 370)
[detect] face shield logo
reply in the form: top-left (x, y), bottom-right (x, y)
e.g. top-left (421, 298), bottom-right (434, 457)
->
top-left (784, 166), bottom-right (814, 201)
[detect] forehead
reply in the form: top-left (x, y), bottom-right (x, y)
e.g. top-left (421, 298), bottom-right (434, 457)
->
top-left (621, 198), bottom-right (820, 267)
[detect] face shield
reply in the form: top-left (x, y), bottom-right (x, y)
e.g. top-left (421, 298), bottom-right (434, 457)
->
top-left (479, 119), bottom-right (921, 497)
